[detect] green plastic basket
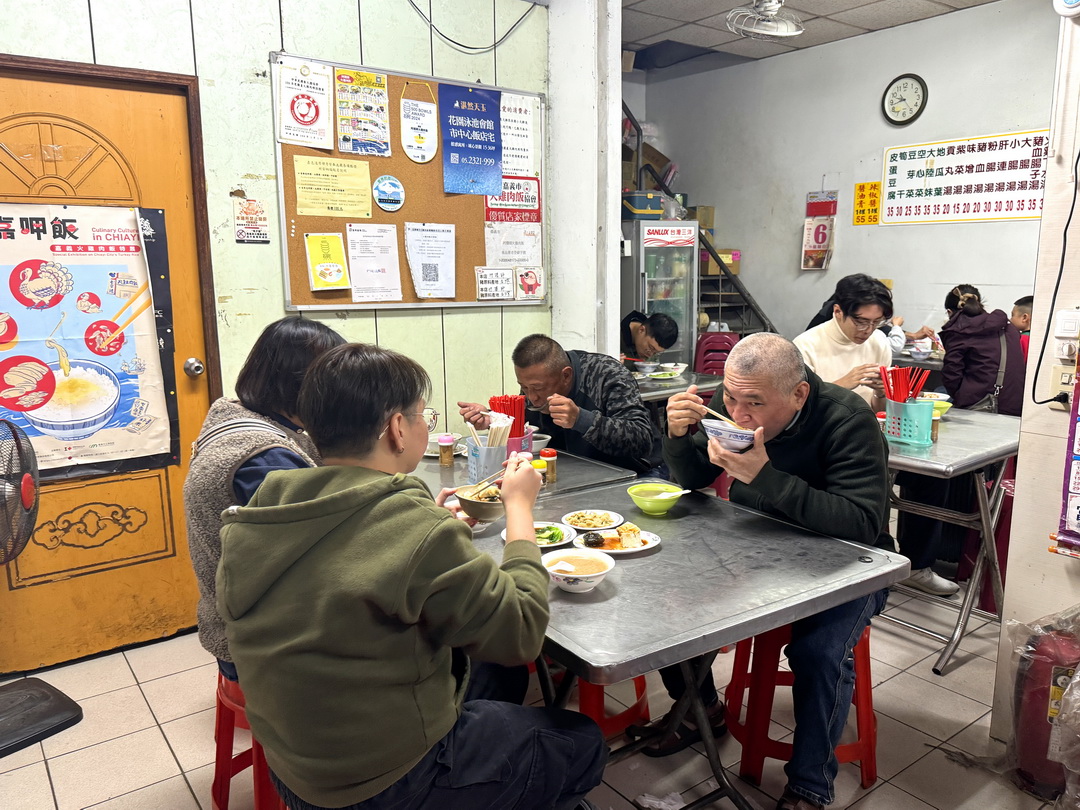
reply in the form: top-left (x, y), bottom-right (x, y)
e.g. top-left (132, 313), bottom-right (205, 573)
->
top-left (884, 399), bottom-right (933, 447)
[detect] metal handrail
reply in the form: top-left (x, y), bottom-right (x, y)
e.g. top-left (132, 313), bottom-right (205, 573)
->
top-left (699, 230), bottom-right (775, 334)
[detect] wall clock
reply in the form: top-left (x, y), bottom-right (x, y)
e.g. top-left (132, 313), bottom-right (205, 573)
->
top-left (882, 74), bottom-right (927, 126)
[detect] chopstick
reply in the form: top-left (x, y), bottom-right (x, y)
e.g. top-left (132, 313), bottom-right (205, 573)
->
top-left (467, 467), bottom-right (505, 491)
top-left (100, 298), bottom-right (153, 347)
top-left (109, 281), bottom-right (150, 323)
top-left (702, 404), bottom-right (740, 427)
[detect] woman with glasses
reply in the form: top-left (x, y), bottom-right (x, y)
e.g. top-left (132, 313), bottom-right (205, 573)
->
top-left (794, 274), bottom-right (894, 408)
top-left (184, 316), bottom-right (346, 682)
top-left (217, 343), bottom-right (607, 810)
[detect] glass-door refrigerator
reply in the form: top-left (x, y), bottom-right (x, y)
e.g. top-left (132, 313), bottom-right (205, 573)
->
top-left (620, 220), bottom-right (699, 365)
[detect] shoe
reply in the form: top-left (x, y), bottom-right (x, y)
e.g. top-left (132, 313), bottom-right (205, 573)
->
top-left (629, 702), bottom-right (728, 757)
top-left (575, 800), bottom-right (600, 810)
top-left (900, 567), bottom-right (960, 596)
top-left (776, 788), bottom-right (824, 809)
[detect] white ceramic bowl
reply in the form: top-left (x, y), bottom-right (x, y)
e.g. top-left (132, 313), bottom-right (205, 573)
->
top-left (24, 360), bottom-right (121, 440)
top-left (916, 392), bottom-right (951, 402)
top-left (700, 419), bottom-right (755, 451)
top-left (908, 350), bottom-right (931, 361)
top-left (426, 432), bottom-right (462, 454)
top-left (660, 362), bottom-right (688, 375)
top-left (541, 547), bottom-right (614, 593)
top-left (634, 361), bottom-right (659, 373)
top-left (531, 433), bottom-right (552, 451)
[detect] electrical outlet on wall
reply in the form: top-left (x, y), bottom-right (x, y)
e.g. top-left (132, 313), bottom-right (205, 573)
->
top-left (1050, 363), bottom-right (1076, 411)
top-left (1054, 308), bottom-right (1080, 360)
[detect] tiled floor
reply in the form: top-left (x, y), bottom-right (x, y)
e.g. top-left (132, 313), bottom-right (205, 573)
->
top-left (0, 590), bottom-right (1056, 810)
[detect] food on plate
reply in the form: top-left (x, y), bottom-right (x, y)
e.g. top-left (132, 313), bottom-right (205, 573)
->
top-left (564, 511), bottom-right (614, 529)
top-left (544, 555), bottom-right (609, 575)
top-left (616, 522), bottom-right (643, 549)
top-left (648, 371), bottom-right (679, 379)
top-left (472, 485), bottom-right (501, 502)
top-left (581, 524), bottom-right (647, 551)
top-left (580, 531), bottom-right (605, 548)
top-left (535, 525), bottom-right (565, 545)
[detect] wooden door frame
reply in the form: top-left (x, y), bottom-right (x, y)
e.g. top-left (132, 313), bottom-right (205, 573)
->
top-left (0, 53), bottom-right (221, 400)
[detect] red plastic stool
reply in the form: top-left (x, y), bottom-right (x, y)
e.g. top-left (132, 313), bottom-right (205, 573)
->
top-left (723, 625), bottom-right (877, 789)
top-left (577, 677), bottom-right (650, 738)
top-left (213, 674), bottom-right (287, 810)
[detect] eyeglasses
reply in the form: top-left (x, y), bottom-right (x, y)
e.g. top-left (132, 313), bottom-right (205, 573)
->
top-left (378, 407), bottom-right (440, 439)
top-left (848, 315), bottom-right (888, 331)
top-left (417, 408), bottom-right (439, 432)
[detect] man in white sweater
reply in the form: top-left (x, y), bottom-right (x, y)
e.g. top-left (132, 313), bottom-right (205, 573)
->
top-left (794, 274), bottom-right (893, 411)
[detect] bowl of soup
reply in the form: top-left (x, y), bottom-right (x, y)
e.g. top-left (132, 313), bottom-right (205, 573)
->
top-left (541, 547), bottom-right (615, 592)
top-left (627, 482), bottom-right (684, 515)
top-left (455, 483), bottom-right (505, 522)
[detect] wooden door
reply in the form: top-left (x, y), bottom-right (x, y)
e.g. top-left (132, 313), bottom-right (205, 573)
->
top-left (0, 57), bottom-right (218, 671)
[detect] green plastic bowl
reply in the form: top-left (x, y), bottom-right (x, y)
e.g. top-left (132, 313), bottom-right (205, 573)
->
top-left (627, 482), bottom-right (684, 515)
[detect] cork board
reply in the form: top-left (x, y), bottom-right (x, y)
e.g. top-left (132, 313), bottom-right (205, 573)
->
top-left (273, 57), bottom-right (544, 310)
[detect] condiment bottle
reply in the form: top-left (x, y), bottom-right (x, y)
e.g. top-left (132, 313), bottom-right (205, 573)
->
top-left (438, 433), bottom-right (455, 467)
top-left (931, 414), bottom-right (941, 443)
top-left (540, 448), bottom-right (557, 483)
top-left (531, 458), bottom-right (548, 488)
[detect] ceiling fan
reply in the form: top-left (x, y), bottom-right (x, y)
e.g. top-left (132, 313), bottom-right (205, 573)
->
top-left (727, 0), bottom-right (805, 41)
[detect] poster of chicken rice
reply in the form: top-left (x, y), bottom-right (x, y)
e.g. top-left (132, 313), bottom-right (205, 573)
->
top-left (0, 205), bottom-right (170, 471)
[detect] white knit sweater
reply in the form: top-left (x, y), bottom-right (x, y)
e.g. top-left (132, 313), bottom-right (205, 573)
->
top-left (793, 317), bottom-right (891, 406)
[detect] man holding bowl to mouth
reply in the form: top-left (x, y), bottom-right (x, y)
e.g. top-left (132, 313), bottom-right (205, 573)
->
top-left (657, 333), bottom-right (893, 810)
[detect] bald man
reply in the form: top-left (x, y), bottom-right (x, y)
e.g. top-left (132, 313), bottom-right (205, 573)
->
top-left (658, 333), bottom-right (895, 810)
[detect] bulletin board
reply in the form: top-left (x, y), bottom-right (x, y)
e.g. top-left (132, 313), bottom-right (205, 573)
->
top-left (271, 53), bottom-right (546, 310)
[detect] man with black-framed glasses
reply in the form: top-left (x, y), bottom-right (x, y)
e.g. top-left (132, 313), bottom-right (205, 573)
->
top-left (794, 274), bottom-right (893, 410)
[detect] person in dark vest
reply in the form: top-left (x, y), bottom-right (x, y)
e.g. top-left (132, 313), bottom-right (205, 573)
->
top-left (183, 317), bottom-right (345, 681)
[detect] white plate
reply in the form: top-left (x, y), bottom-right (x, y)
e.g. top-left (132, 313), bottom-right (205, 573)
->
top-left (501, 521), bottom-right (577, 548)
top-left (423, 443), bottom-right (467, 458)
top-left (631, 372), bottom-right (647, 380)
top-left (561, 510), bottom-right (623, 531)
top-left (573, 529), bottom-right (661, 555)
top-left (648, 371), bottom-right (682, 379)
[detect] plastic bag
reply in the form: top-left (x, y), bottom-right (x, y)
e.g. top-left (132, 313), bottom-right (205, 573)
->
top-left (1053, 668), bottom-right (1080, 808)
top-left (1006, 605), bottom-right (1080, 803)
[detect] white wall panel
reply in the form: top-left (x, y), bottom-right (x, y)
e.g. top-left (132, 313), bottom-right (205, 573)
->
top-left (90, 0), bottom-right (195, 75)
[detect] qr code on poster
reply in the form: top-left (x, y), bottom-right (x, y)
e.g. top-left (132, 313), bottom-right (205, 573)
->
top-left (422, 263), bottom-right (439, 283)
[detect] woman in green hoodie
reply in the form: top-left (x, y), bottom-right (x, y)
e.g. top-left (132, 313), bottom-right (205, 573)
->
top-left (217, 343), bottom-right (607, 810)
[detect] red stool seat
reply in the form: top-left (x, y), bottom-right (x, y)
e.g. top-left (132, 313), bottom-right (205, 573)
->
top-left (577, 677), bottom-right (650, 738)
top-left (213, 674), bottom-right (287, 810)
top-left (723, 625), bottom-right (877, 789)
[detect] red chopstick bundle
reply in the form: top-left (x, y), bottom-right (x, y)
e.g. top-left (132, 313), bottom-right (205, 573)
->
top-left (488, 394), bottom-right (526, 438)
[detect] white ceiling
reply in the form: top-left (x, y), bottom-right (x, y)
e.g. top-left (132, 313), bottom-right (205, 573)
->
top-left (623, 0), bottom-right (1001, 62)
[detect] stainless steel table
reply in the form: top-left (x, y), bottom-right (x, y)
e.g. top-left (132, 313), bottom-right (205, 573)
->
top-left (637, 371), bottom-right (723, 403)
top-left (474, 480), bottom-right (909, 810)
top-left (884, 409), bottom-right (1020, 674)
top-left (891, 352), bottom-right (943, 372)
top-left (411, 450), bottom-right (635, 498)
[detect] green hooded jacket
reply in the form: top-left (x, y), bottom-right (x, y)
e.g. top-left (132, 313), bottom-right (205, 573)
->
top-left (217, 465), bottom-right (549, 807)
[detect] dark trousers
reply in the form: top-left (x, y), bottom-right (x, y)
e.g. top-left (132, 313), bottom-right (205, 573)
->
top-left (272, 663), bottom-right (607, 810)
top-left (659, 660), bottom-right (720, 709)
top-left (896, 470), bottom-right (974, 569)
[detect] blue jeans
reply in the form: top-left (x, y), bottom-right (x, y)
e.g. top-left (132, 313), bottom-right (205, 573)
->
top-left (784, 589), bottom-right (888, 807)
top-left (660, 590), bottom-right (887, 807)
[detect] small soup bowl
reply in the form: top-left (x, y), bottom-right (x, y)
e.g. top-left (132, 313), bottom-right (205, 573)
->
top-left (541, 547), bottom-right (615, 593)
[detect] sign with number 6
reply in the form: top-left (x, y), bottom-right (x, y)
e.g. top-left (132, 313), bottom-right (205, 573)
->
top-left (801, 216), bottom-right (834, 270)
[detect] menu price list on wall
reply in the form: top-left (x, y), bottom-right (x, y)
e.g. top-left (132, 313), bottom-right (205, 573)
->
top-left (880, 129), bottom-right (1049, 225)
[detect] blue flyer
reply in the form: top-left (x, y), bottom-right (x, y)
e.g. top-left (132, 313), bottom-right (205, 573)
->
top-left (438, 85), bottom-right (502, 195)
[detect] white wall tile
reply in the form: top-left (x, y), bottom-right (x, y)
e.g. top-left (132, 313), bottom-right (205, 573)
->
top-left (376, 310), bottom-right (448, 425)
top-left (494, 0), bottom-right (548, 93)
top-left (281, 0), bottom-right (361, 65)
top-left (443, 307), bottom-right (504, 433)
top-left (90, 0), bottom-right (196, 75)
top-left (431, 0), bottom-right (497, 85)
top-left (0, 1), bottom-right (93, 63)
top-left (359, 0), bottom-right (434, 75)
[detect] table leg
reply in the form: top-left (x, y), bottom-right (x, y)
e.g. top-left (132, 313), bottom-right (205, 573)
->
top-left (534, 656), bottom-right (578, 710)
top-left (931, 468), bottom-right (1006, 675)
top-left (678, 656), bottom-right (757, 810)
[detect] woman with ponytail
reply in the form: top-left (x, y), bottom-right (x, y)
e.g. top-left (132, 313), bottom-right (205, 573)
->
top-left (939, 284), bottom-right (1024, 415)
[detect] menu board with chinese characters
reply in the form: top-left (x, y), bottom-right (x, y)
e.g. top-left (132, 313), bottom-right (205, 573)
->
top-left (853, 182), bottom-right (880, 226)
top-left (881, 129), bottom-right (1049, 225)
top-left (272, 53), bottom-right (545, 309)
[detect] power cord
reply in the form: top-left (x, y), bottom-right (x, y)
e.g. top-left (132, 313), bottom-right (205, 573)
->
top-left (406, 0), bottom-right (535, 53)
top-left (1031, 141), bottom-right (1080, 405)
